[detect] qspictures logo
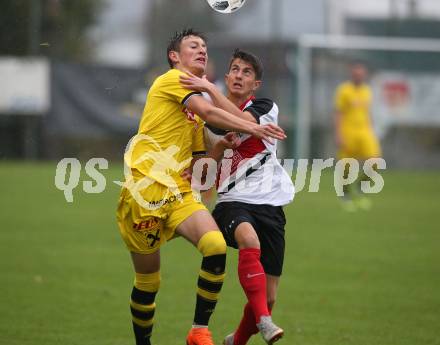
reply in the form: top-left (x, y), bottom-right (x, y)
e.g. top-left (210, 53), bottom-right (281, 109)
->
top-left (54, 134), bottom-right (386, 204)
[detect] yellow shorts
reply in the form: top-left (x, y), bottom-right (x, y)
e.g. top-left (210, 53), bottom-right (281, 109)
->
top-left (116, 186), bottom-right (207, 254)
top-left (338, 128), bottom-right (382, 160)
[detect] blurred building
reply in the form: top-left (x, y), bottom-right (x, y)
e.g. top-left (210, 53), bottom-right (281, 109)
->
top-left (89, 0), bottom-right (150, 67)
top-left (90, 0), bottom-right (327, 67)
top-left (90, 0), bottom-right (440, 67)
top-left (327, 0), bottom-right (440, 36)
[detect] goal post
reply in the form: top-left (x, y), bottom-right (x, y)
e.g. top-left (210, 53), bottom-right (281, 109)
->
top-left (295, 34), bottom-right (440, 161)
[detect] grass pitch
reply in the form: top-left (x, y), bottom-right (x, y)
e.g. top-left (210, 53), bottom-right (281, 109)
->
top-left (0, 162), bottom-right (439, 345)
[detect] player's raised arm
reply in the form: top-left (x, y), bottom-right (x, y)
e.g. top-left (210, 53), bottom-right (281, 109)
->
top-left (186, 95), bottom-right (286, 142)
top-left (180, 71), bottom-right (257, 123)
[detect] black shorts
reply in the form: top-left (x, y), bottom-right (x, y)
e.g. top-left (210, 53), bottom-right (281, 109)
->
top-left (212, 201), bottom-right (286, 276)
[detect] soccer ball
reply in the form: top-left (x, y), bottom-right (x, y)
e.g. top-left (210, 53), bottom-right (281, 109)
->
top-left (206, 0), bottom-right (246, 13)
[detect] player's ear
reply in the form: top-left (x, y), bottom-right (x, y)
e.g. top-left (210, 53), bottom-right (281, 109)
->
top-left (224, 73), bottom-right (230, 84)
top-left (169, 51), bottom-right (179, 65)
top-left (253, 80), bottom-right (262, 92)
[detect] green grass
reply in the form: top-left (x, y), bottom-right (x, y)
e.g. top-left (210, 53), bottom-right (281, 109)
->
top-left (0, 162), bottom-right (439, 345)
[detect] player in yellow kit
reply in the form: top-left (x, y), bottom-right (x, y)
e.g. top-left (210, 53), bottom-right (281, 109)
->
top-left (334, 63), bottom-right (382, 211)
top-left (116, 29), bottom-right (286, 345)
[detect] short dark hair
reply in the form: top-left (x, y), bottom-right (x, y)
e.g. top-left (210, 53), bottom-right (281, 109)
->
top-left (350, 61), bottom-right (368, 69)
top-left (228, 49), bottom-right (263, 80)
top-left (167, 28), bottom-right (207, 68)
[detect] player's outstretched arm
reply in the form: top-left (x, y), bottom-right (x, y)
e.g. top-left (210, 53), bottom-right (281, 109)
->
top-left (180, 72), bottom-right (257, 123)
top-left (208, 132), bottom-right (241, 162)
top-left (186, 96), bottom-right (286, 142)
top-left (181, 133), bottom-right (240, 190)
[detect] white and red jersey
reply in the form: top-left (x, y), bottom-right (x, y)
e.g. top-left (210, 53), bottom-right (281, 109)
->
top-left (205, 96), bottom-right (294, 206)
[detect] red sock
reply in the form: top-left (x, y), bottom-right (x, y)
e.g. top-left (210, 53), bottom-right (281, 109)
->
top-left (238, 248), bottom-right (269, 322)
top-left (233, 302), bottom-right (258, 345)
top-left (234, 302), bottom-right (274, 345)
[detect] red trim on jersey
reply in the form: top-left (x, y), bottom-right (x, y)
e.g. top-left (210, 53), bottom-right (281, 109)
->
top-left (239, 96), bottom-right (256, 111)
top-left (216, 138), bottom-right (266, 189)
top-left (235, 96), bottom-right (266, 173)
top-left (216, 96), bottom-right (266, 190)
top-left (235, 136), bottom-right (266, 164)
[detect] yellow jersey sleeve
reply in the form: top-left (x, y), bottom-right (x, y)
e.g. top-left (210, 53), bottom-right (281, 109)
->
top-left (192, 117), bottom-right (206, 156)
top-left (158, 69), bottom-right (202, 105)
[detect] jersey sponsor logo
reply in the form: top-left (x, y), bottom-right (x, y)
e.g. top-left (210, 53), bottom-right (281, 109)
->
top-left (133, 218), bottom-right (162, 249)
top-left (148, 193), bottom-right (183, 207)
top-left (133, 217), bottom-right (160, 231)
top-left (183, 107), bottom-right (196, 122)
top-left (146, 228), bottom-right (161, 248)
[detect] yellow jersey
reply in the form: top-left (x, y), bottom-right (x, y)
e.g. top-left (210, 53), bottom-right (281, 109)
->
top-left (335, 81), bottom-right (372, 130)
top-left (126, 68), bottom-right (205, 198)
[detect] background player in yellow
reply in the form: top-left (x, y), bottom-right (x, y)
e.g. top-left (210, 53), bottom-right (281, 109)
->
top-left (334, 63), bottom-right (382, 211)
top-left (116, 29), bottom-right (286, 345)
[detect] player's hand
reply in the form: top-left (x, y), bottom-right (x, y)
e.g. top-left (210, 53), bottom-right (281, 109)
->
top-left (180, 71), bottom-right (213, 92)
top-left (219, 132), bottom-right (241, 149)
top-left (250, 123), bottom-right (286, 144)
top-left (181, 168), bottom-right (192, 182)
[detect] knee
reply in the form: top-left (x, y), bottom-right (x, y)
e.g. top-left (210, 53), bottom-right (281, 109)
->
top-left (134, 271), bottom-right (161, 292)
top-left (240, 238), bottom-right (260, 249)
top-left (236, 231), bottom-right (260, 249)
top-left (197, 231), bottom-right (227, 256)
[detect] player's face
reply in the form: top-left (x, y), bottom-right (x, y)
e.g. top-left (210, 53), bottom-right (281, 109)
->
top-left (351, 65), bottom-right (367, 85)
top-left (174, 35), bottom-right (207, 76)
top-left (225, 58), bottom-right (261, 98)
